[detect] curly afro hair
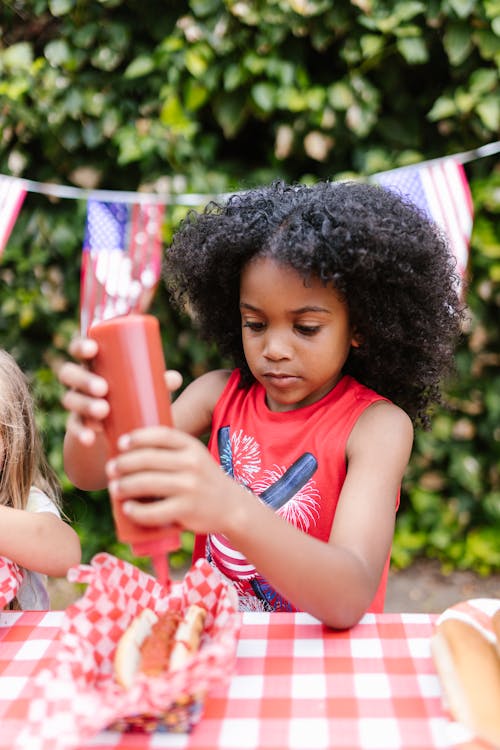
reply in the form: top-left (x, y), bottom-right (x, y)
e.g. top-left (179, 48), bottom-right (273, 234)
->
top-left (164, 179), bottom-right (465, 428)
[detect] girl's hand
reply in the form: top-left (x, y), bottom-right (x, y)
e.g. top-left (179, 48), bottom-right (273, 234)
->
top-left (58, 337), bottom-right (183, 447)
top-left (105, 426), bottom-right (242, 535)
top-left (58, 337), bottom-right (109, 446)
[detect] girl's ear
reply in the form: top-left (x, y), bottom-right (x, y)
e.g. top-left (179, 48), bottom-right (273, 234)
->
top-left (350, 329), bottom-right (362, 348)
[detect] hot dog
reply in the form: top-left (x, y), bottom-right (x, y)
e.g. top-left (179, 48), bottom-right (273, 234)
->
top-left (431, 615), bottom-right (500, 747)
top-left (114, 604), bottom-right (206, 689)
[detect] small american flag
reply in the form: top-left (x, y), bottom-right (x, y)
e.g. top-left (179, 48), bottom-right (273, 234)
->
top-left (372, 158), bottom-right (473, 281)
top-left (80, 199), bottom-right (165, 334)
top-left (0, 176), bottom-right (26, 257)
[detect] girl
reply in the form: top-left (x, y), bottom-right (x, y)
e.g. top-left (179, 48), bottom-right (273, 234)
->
top-left (0, 350), bottom-right (81, 609)
top-left (59, 180), bottom-right (463, 628)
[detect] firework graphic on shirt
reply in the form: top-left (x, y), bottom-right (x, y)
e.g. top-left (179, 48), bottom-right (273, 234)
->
top-left (230, 429), bottom-right (261, 485)
top-left (209, 426), bottom-right (320, 587)
top-left (251, 465), bottom-right (320, 531)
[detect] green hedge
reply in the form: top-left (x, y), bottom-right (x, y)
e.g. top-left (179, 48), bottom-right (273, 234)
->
top-left (0, 0), bottom-right (499, 573)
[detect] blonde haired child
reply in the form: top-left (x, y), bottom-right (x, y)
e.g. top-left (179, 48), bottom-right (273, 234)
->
top-left (0, 349), bottom-right (80, 609)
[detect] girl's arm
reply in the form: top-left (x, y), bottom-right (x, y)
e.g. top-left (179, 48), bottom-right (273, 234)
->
top-left (0, 505), bottom-right (81, 576)
top-left (235, 400), bottom-right (413, 628)
top-left (106, 399), bottom-right (413, 629)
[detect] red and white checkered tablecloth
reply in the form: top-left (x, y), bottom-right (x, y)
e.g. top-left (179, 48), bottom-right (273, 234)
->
top-left (0, 609), bottom-right (488, 750)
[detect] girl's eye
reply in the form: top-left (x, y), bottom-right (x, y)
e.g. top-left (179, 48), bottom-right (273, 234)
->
top-left (295, 325), bottom-right (320, 336)
top-left (243, 321), bottom-right (265, 332)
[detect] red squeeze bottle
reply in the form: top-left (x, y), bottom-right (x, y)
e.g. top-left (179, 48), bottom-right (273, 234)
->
top-left (88, 314), bottom-right (180, 584)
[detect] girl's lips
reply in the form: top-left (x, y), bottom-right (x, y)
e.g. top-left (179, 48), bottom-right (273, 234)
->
top-left (263, 373), bottom-right (299, 387)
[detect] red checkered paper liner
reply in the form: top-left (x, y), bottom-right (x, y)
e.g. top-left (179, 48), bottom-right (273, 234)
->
top-left (14, 552), bottom-right (240, 750)
top-left (0, 555), bottom-right (23, 608)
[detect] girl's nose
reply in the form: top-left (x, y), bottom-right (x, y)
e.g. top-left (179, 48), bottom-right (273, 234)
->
top-left (262, 330), bottom-right (292, 360)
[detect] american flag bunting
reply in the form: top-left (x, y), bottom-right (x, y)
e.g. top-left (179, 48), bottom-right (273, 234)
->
top-left (372, 158), bottom-right (473, 282)
top-left (80, 199), bottom-right (165, 334)
top-left (0, 176), bottom-right (26, 256)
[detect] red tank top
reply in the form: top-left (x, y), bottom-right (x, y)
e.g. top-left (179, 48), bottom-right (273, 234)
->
top-left (193, 370), bottom-right (396, 613)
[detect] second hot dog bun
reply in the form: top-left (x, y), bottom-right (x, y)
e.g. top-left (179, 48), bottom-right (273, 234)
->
top-left (431, 616), bottom-right (500, 747)
top-left (114, 604), bottom-right (206, 689)
top-left (493, 610), bottom-right (500, 658)
top-left (169, 602), bottom-right (207, 672)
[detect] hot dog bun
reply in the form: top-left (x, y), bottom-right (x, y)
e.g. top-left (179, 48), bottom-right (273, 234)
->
top-left (114, 604), bottom-right (206, 689)
top-left (114, 607), bottom-right (159, 689)
top-left (431, 616), bottom-right (500, 747)
top-left (169, 603), bottom-right (206, 672)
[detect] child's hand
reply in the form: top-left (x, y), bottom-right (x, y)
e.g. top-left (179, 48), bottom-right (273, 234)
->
top-left (105, 426), bottom-right (241, 536)
top-left (58, 337), bottom-right (183, 447)
top-left (57, 337), bottom-right (110, 446)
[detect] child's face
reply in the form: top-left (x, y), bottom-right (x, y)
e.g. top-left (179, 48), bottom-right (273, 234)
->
top-left (240, 256), bottom-right (357, 412)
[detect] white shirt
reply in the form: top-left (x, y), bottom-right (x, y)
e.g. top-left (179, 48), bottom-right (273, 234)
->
top-left (17, 486), bottom-right (61, 610)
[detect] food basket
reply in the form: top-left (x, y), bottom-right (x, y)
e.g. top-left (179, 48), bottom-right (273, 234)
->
top-left (14, 552), bottom-right (240, 750)
top-left (0, 555), bottom-right (23, 609)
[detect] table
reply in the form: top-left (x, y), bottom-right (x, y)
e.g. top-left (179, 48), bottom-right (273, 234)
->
top-left (0, 610), bottom-right (474, 750)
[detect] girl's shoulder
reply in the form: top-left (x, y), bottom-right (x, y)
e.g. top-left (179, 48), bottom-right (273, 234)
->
top-left (183, 368), bottom-right (233, 406)
top-left (173, 369), bottom-right (232, 436)
top-left (348, 398), bottom-right (414, 456)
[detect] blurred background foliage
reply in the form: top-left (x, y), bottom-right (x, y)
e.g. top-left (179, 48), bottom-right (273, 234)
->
top-left (0, 0), bottom-right (499, 575)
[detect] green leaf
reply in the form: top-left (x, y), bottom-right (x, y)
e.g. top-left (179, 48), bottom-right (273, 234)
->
top-left (396, 37), bottom-right (428, 64)
top-left (455, 89), bottom-right (475, 113)
top-left (393, 1), bottom-right (426, 23)
top-left (427, 96), bottom-right (457, 121)
top-left (124, 55), bottom-right (156, 79)
top-left (185, 48), bottom-right (211, 77)
top-left (346, 101), bottom-right (377, 137)
top-left (212, 94), bottom-right (247, 137)
top-left (2, 42), bottom-right (33, 71)
top-left (469, 68), bottom-right (499, 95)
top-left (448, 0), bottom-right (476, 18)
top-left (473, 29), bottom-right (500, 60)
top-left (328, 81), bottom-right (354, 110)
top-left (360, 2), bottom-right (425, 33)
top-left (243, 51), bottom-right (267, 76)
top-left (73, 23), bottom-right (99, 49)
top-left (90, 45), bottom-right (123, 72)
top-left (191, 0), bottom-right (221, 15)
top-left (251, 82), bottom-right (276, 112)
top-left (49, 0), bottom-right (75, 15)
top-left (476, 96), bottom-right (500, 131)
top-left (224, 63), bottom-right (248, 91)
top-left (44, 39), bottom-right (72, 67)
top-left (0, 78), bottom-right (31, 99)
top-left (185, 80), bottom-right (209, 111)
top-left (443, 23), bottom-right (473, 65)
top-left (114, 128), bottom-right (143, 164)
top-left (490, 263), bottom-right (500, 281)
top-left (359, 34), bottom-right (385, 59)
top-left (279, 87), bottom-right (308, 112)
top-left (463, 528), bottom-right (500, 573)
top-left (485, 0), bottom-right (500, 22)
top-left (304, 86), bottom-right (326, 111)
top-left (160, 96), bottom-right (191, 132)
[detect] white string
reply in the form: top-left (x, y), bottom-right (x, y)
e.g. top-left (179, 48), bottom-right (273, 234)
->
top-left (2, 140), bottom-right (500, 205)
top-left (369, 140), bottom-right (500, 179)
top-left (9, 178), bottom-right (228, 206)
